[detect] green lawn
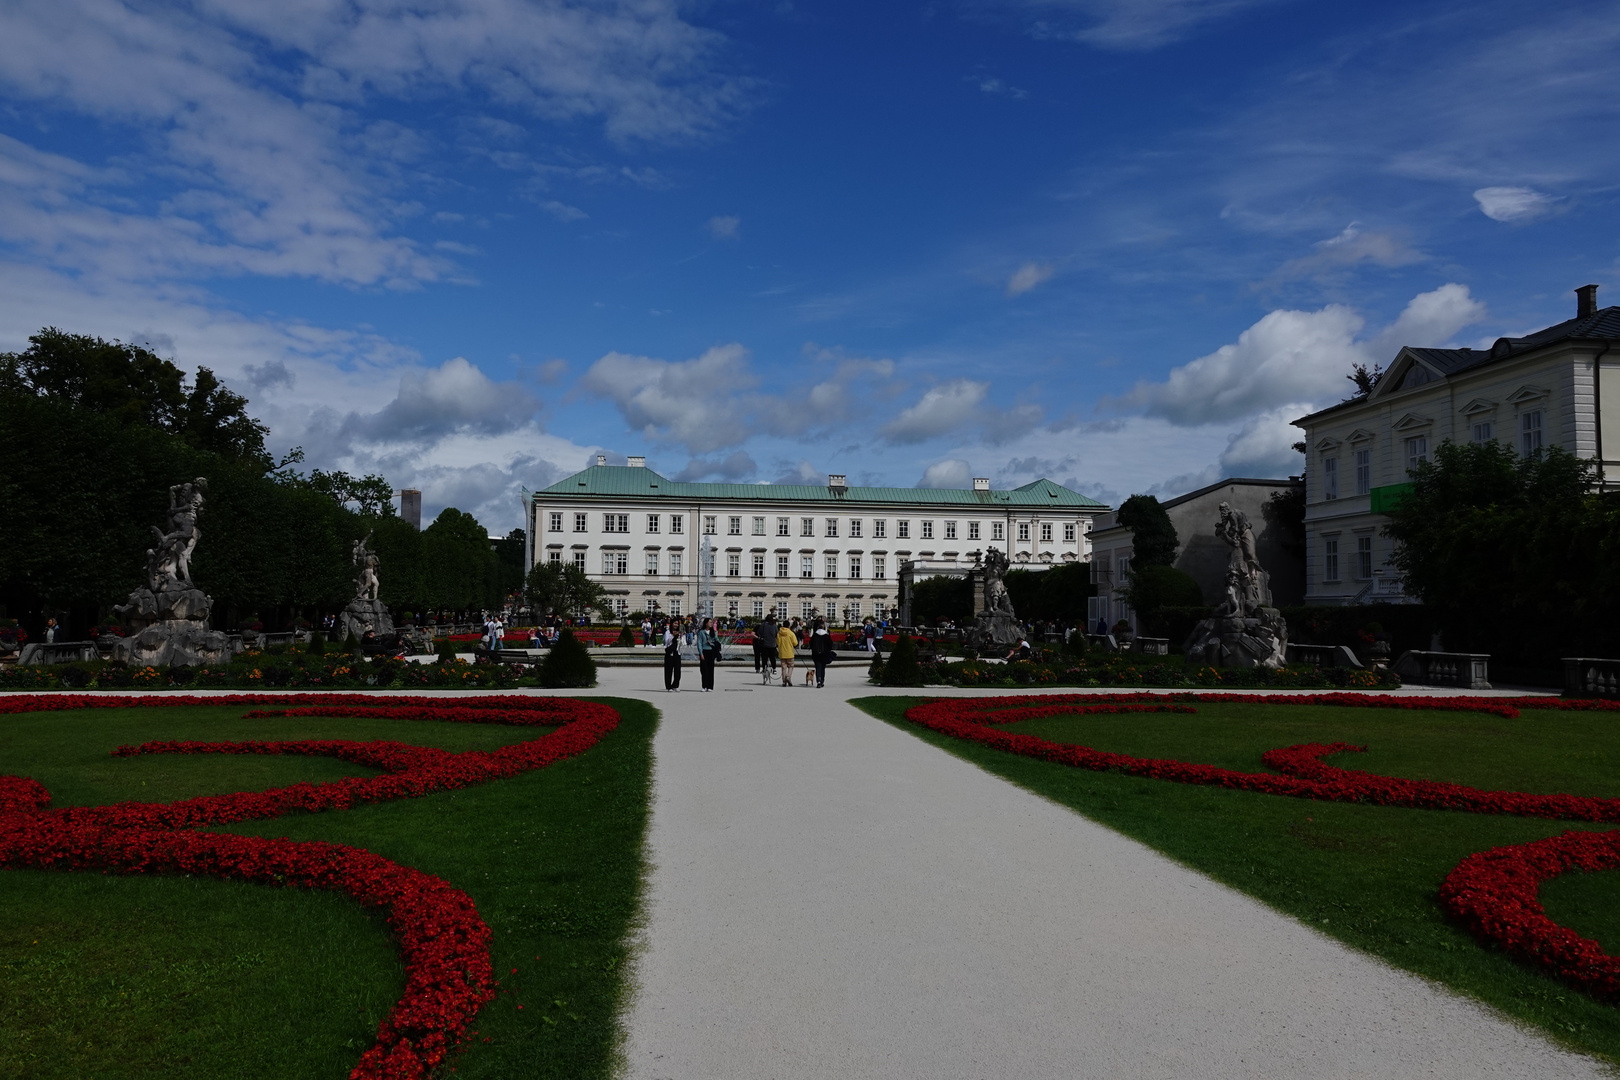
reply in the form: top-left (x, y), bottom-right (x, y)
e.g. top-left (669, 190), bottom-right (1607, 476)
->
top-left (0, 697), bottom-right (656, 1079)
top-left (855, 695), bottom-right (1620, 1065)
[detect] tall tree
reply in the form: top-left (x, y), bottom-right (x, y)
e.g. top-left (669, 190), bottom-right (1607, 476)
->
top-left (1116, 494), bottom-right (1178, 567)
top-left (524, 562), bottom-right (606, 619)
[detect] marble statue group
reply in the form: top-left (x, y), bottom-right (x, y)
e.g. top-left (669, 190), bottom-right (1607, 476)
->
top-left (1182, 502), bottom-right (1288, 669)
top-left (111, 477), bottom-right (235, 667)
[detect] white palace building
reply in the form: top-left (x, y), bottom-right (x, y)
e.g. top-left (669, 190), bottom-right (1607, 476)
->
top-left (525, 456), bottom-right (1109, 623)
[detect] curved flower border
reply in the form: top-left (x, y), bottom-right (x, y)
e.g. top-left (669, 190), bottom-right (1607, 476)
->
top-left (904, 691), bottom-right (1620, 1001)
top-left (0, 693), bottom-right (620, 1080)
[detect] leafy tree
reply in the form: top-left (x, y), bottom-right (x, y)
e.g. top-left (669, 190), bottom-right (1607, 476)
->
top-left (1384, 440), bottom-right (1620, 666)
top-left (1122, 564), bottom-right (1205, 617)
top-left (1345, 362), bottom-right (1383, 399)
top-left (524, 561), bottom-right (607, 620)
top-left (1116, 494), bottom-right (1178, 567)
top-left (909, 575), bottom-right (972, 624)
top-left (1263, 483), bottom-right (1306, 561)
top-left (422, 508), bottom-right (500, 610)
top-left (1005, 562), bottom-right (1094, 623)
top-left (493, 528), bottom-right (527, 601)
top-left (306, 469), bottom-right (397, 516)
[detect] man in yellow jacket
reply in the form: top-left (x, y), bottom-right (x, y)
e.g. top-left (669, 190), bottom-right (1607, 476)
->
top-left (776, 621), bottom-right (799, 688)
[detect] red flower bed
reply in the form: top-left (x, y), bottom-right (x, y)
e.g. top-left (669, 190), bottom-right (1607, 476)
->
top-left (905, 691), bottom-right (1620, 1003)
top-left (0, 693), bottom-right (619, 1079)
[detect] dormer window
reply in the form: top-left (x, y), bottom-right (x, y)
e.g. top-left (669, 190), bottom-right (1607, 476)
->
top-left (1399, 364), bottom-right (1435, 391)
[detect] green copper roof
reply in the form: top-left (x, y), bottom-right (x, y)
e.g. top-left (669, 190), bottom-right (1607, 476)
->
top-left (538, 466), bottom-right (1108, 508)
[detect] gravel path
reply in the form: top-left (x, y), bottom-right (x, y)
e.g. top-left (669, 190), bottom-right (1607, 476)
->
top-left (599, 665), bottom-right (1609, 1080)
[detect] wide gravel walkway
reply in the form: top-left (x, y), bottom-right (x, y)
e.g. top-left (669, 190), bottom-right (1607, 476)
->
top-left (591, 665), bottom-right (1609, 1080)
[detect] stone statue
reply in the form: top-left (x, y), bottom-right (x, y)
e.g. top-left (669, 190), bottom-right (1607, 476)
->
top-left (966, 546), bottom-right (1024, 650)
top-left (1183, 503), bottom-right (1287, 669)
top-left (353, 532), bottom-right (380, 601)
top-left (111, 476), bottom-right (234, 667)
top-left (339, 531), bottom-right (393, 642)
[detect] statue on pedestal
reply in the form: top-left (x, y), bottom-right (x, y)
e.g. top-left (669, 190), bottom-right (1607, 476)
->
top-left (966, 547), bottom-right (1024, 650)
top-left (339, 531), bottom-right (394, 641)
top-left (1182, 502), bottom-right (1287, 669)
top-left (112, 477), bottom-right (235, 667)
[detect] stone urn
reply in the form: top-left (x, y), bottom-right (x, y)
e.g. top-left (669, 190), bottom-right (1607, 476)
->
top-left (1366, 638), bottom-right (1392, 670)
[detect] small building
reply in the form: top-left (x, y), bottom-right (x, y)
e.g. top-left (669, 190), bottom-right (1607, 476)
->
top-left (1291, 284), bottom-right (1620, 605)
top-left (528, 457), bottom-right (1109, 623)
top-left (1086, 477), bottom-right (1304, 633)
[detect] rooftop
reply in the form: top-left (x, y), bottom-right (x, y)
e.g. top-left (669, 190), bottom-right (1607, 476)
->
top-left (537, 465), bottom-right (1109, 509)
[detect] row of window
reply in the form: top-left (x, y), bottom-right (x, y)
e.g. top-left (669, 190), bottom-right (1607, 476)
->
top-left (587, 550), bottom-right (892, 581)
top-left (1321, 536), bottom-right (1375, 582)
top-left (1321, 412), bottom-right (1544, 500)
top-left (546, 511), bottom-right (1076, 543)
top-left (594, 597), bottom-right (878, 621)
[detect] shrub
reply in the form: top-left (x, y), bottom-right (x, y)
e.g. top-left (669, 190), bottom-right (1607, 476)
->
top-left (343, 631), bottom-right (362, 654)
top-left (306, 631), bottom-right (327, 656)
top-left (867, 652), bottom-right (886, 683)
top-left (436, 636), bottom-right (458, 664)
top-left (168, 665), bottom-right (197, 685)
top-left (539, 628), bottom-right (596, 688)
top-left (98, 664), bottom-right (135, 689)
top-left (614, 624), bottom-right (636, 647)
top-left (57, 663), bottom-right (94, 689)
top-left (880, 634), bottom-right (923, 687)
top-left (262, 666), bottom-right (294, 687)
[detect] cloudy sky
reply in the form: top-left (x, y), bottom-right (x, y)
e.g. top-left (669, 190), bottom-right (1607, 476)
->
top-left (2, 0), bottom-right (1616, 530)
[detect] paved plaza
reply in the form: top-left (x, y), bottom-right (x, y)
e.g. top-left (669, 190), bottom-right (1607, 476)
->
top-left (578, 666), bottom-right (1607, 1080)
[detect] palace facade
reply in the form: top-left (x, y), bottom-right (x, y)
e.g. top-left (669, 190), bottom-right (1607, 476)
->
top-left (526, 457), bottom-right (1108, 623)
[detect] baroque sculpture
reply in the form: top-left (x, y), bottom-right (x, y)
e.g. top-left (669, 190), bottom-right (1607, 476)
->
top-left (1182, 502), bottom-right (1288, 669)
top-left (966, 547), bottom-right (1024, 650)
top-left (112, 478), bottom-right (235, 667)
top-left (338, 531), bottom-right (394, 641)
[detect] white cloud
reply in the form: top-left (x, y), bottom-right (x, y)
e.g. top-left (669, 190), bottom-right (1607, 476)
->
top-left (1117, 284), bottom-right (1487, 425)
top-left (674, 450), bottom-right (757, 482)
top-left (882, 379), bottom-right (990, 443)
top-left (541, 200), bottom-right (588, 222)
top-left (917, 459), bottom-right (974, 488)
top-left (1473, 186), bottom-right (1559, 222)
top-left (707, 214), bottom-right (741, 239)
top-left (1005, 261), bottom-right (1055, 296)
top-left (1273, 223), bottom-right (1425, 280)
top-left (975, 77), bottom-right (1028, 99)
top-left (580, 344), bottom-right (757, 454)
top-left (978, 0), bottom-right (1276, 51)
top-left (1216, 405), bottom-right (1309, 478)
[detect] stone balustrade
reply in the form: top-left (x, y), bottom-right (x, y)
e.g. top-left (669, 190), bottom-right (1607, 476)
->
top-left (1130, 637), bottom-right (1170, 656)
top-left (1286, 643), bottom-right (1364, 669)
top-left (1563, 658), bottom-right (1620, 699)
top-left (1394, 650), bottom-right (1492, 690)
top-left (17, 641), bottom-right (100, 666)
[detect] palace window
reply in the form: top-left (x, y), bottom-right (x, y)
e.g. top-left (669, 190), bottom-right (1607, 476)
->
top-left (849, 556), bottom-right (861, 579)
top-left (826, 517), bottom-right (839, 537)
top-left (1063, 523), bottom-right (1075, 543)
top-left (573, 513), bottom-right (588, 532)
top-left (873, 519), bottom-right (886, 539)
top-left (801, 601), bottom-right (814, 621)
top-left (753, 554), bottom-right (766, 577)
top-left (727, 600), bottom-right (739, 618)
top-left (669, 599), bottom-right (682, 616)
top-left (752, 600), bottom-right (764, 618)
top-left (614, 598), bottom-right (628, 616)
top-left (1355, 449), bottom-right (1371, 495)
top-left (825, 555), bottom-right (838, 579)
top-left (775, 601), bottom-right (788, 621)
top-left (1521, 410), bottom-right (1543, 456)
top-left (897, 520), bottom-right (910, 539)
top-left (548, 550), bottom-right (561, 567)
top-left (573, 551), bottom-right (586, 570)
top-left (847, 601), bottom-right (862, 620)
top-left (647, 514), bottom-right (660, 533)
top-left (727, 553), bottom-right (740, 577)
top-left (849, 519), bottom-right (863, 538)
top-left (645, 553), bottom-right (659, 575)
top-left (753, 516), bottom-right (766, 535)
top-left (1040, 523), bottom-right (1053, 542)
top-left (703, 516), bottom-right (717, 535)
top-left (1018, 522), bottom-right (1030, 542)
top-left (1404, 436), bottom-right (1428, 474)
top-left (992, 522), bottom-right (1005, 541)
top-left (1323, 456), bottom-right (1338, 500)
top-left (548, 512), bottom-right (563, 532)
top-left (968, 521), bottom-right (980, 540)
top-left (670, 515), bottom-right (684, 534)
top-left (777, 517), bottom-right (790, 537)
top-left (874, 556), bottom-right (886, 579)
top-left (603, 551), bottom-right (628, 575)
top-left (777, 555), bottom-right (790, 578)
top-left (802, 517), bottom-right (815, 537)
top-left (604, 513), bottom-right (629, 533)
top-left (1472, 421), bottom-right (1494, 444)
top-left (669, 553), bottom-right (683, 575)
top-left (920, 521), bottom-right (933, 540)
top-left (1355, 536), bottom-right (1373, 580)
top-left (801, 556), bottom-right (814, 579)
top-left (729, 516), bottom-right (742, 535)
top-left (1323, 539), bottom-right (1339, 582)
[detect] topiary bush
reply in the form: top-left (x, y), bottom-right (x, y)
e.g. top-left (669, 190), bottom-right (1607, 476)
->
top-left (539, 628), bottom-right (596, 688)
top-left (306, 631), bottom-right (327, 656)
top-left (879, 634), bottom-right (923, 687)
top-left (56, 663), bottom-right (94, 689)
top-left (436, 636), bottom-right (458, 664)
top-left (614, 624), bottom-right (636, 647)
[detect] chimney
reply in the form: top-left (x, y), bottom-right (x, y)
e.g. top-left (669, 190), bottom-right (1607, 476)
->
top-left (973, 477), bottom-right (990, 491)
top-left (628, 455), bottom-right (646, 468)
top-left (828, 473), bottom-right (846, 489)
top-left (399, 489), bottom-right (421, 531)
top-left (1577, 283), bottom-right (1599, 318)
top-left (595, 453), bottom-right (607, 466)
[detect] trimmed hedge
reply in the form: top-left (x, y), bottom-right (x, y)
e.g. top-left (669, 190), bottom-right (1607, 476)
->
top-left (539, 628), bottom-right (597, 688)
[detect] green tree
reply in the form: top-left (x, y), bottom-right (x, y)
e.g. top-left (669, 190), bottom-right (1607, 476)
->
top-left (908, 575), bottom-right (972, 624)
top-left (1384, 440), bottom-right (1619, 665)
top-left (1122, 564), bottom-right (1205, 618)
top-left (306, 469), bottom-right (398, 516)
top-left (1116, 494), bottom-right (1178, 567)
top-left (1263, 483), bottom-right (1306, 562)
top-left (524, 562), bottom-right (607, 621)
top-left (422, 508), bottom-right (500, 610)
top-left (1003, 562), bottom-right (1093, 623)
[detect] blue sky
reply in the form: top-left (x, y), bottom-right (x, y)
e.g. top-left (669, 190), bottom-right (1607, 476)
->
top-left (2, 0), bottom-right (1617, 530)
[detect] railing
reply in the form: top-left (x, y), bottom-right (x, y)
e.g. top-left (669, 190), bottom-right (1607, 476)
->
top-left (1130, 637), bottom-right (1169, 656)
top-left (1563, 658), bottom-right (1620, 699)
top-left (17, 641), bottom-right (99, 666)
top-left (1286, 643), bottom-right (1364, 669)
top-left (1393, 650), bottom-right (1491, 690)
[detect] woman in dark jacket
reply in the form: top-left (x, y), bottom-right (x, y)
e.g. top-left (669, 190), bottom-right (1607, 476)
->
top-left (808, 618), bottom-right (835, 688)
top-left (698, 617), bottom-right (721, 692)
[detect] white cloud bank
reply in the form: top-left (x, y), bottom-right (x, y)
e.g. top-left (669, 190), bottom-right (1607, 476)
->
top-left (1473, 186), bottom-right (1559, 223)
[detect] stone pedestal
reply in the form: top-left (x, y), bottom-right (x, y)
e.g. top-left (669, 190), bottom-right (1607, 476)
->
top-left (1182, 606), bottom-right (1288, 670)
top-left (112, 620), bottom-right (234, 667)
top-left (339, 598), bottom-right (394, 641)
top-left (967, 611), bottom-right (1023, 651)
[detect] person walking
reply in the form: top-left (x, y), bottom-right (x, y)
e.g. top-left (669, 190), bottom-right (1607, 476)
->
top-left (775, 619), bottom-right (799, 687)
top-left (759, 612), bottom-right (779, 678)
top-left (808, 618), bottom-right (834, 688)
top-left (698, 617), bottom-right (721, 692)
top-left (863, 617), bottom-right (877, 653)
top-left (642, 616), bottom-right (653, 647)
top-left (663, 621), bottom-right (683, 691)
